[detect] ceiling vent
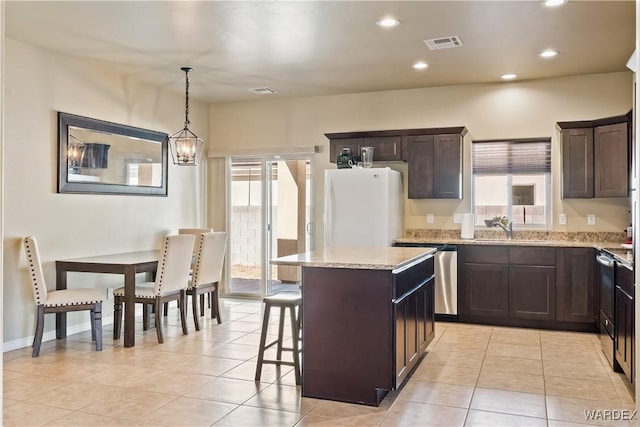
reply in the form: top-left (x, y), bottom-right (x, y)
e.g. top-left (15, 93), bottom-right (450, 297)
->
top-left (424, 36), bottom-right (463, 50)
top-left (249, 87), bottom-right (278, 95)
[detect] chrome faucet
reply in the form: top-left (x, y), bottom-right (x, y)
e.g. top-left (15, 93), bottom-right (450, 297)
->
top-left (486, 216), bottom-right (513, 239)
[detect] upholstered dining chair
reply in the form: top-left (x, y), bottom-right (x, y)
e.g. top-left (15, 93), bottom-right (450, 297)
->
top-left (187, 232), bottom-right (228, 330)
top-left (178, 228), bottom-right (214, 260)
top-left (113, 234), bottom-right (195, 344)
top-left (23, 236), bottom-right (104, 357)
top-left (162, 228), bottom-right (214, 316)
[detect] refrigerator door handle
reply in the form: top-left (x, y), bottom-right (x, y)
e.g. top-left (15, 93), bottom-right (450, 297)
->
top-left (324, 183), bottom-right (332, 247)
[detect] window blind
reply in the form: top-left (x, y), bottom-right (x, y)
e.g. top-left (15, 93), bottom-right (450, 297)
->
top-left (472, 138), bottom-right (551, 175)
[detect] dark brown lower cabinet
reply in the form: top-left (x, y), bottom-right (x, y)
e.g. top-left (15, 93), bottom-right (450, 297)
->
top-left (394, 276), bottom-right (435, 386)
top-left (459, 245), bottom-right (594, 331)
top-left (509, 265), bottom-right (555, 321)
top-left (301, 254), bottom-right (435, 406)
top-left (556, 247), bottom-right (596, 324)
top-left (615, 264), bottom-right (634, 382)
top-left (462, 263), bottom-right (509, 318)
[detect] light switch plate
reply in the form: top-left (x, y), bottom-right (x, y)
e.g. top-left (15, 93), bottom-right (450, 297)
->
top-left (559, 214), bottom-right (567, 225)
top-left (587, 214), bottom-right (596, 225)
top-left (427, 213), bottom-right (434, 224)
top-left (453, 214), bottom-right (463, 224)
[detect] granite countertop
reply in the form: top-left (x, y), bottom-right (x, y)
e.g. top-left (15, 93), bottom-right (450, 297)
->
top-left (602, 248), bottom-right (634, 269)
top-left (398, 229), bottom-right (634, 268)
top-left (396, 236), bottom-right (611, 248)
top-left (270, 246), bottom-right (436, 270)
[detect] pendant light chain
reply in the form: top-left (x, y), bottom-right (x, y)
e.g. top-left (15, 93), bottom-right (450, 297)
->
top-left (184, 69), bottom-right (190, 129)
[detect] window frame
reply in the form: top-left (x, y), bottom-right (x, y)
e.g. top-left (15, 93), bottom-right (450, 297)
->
top-left (471, 137), bottom-right (552, 230)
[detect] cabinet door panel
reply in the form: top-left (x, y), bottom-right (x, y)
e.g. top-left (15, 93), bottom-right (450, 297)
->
top-left (329, 138), bottom-right (362, 163)
top-left (615, 287), bottom-right (633, 381)
top-left (365, 136), bottom-right (402, 161)
top-left (562, 128), bottom-right (593, 198)
top-left (462, 263), bottom-right (509, 318)
top-left (594, 122), bottom-right (628, 198)
top-left (433, 134), bottom-right (462, 199)
top-left (509, 265), bottom-right (556, 321)
top-left (556, 248), bottom-right (595, 323)
top-left (394, 298), bottom-right (408, 383)
top-left (407, 135), bottom-right (434, 199)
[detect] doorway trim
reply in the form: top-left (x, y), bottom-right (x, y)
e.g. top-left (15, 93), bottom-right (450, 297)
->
top-left (223, 154), bottom-right (314, 299)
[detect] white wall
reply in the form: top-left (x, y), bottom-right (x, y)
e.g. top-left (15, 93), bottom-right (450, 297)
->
top-left (3, 38), bottom-right (209, 347)
top-left (209, 71), bottom-right (633, 246)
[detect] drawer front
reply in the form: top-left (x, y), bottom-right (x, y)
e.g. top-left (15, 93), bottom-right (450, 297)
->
top-left (463, 246), bottom-right (508, 264)
top-left (509, 247), bottom-right (556, 266)
top-left (366, 136), bottom-right (403, 161)
top-left (616, 263), bottom-right (634, 296)
top-left (393, 257), bottom-right (434, 300)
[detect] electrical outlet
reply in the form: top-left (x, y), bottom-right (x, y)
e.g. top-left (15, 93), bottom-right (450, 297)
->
top-left (107, 288), bottom-right (114, 300)
top-left (559, 213), bottom-right (567, 225)
top-left (427, 214), bottom-right (434, 224)
top-left (453, 213), bottom-right (463, 224)
top-left (587, 214), bottom-right (596, 225)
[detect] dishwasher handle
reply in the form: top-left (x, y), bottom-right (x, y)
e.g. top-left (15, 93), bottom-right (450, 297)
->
top-left (596, 254), bottom-right (615, 268)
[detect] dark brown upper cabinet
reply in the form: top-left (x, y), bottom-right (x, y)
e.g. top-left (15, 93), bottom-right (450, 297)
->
top-left (330, 138), bottom-right (362, 163)
top-left (326, 133), bottom-right (402, 163)
top-left (557, 112), bottom-right (630, 199)
top-left (561, 128), bottom-right (594, 198)
top-left (594, 122), bottom-right (628, 197)
top-left (326, 127), bottom-right (466, 199)
top-left (407, 132), bottom-right (464, 199)
top-left (365, 136), bottom-right (402, 162)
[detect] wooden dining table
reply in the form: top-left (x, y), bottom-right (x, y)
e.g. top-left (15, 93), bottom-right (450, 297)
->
top-left (56, 250), bottom-right (160, 348)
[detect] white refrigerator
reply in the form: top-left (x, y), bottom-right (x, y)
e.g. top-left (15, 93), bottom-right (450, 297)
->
top-left (324, 167), bottom-right (403, 248)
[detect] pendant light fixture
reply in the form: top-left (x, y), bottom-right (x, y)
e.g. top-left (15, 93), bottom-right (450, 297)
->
top-left (169, 67), bottom-right (204, 166)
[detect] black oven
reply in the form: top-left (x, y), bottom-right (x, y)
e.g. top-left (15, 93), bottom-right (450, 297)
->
top-left (596, 251), bottom-right (616, 367)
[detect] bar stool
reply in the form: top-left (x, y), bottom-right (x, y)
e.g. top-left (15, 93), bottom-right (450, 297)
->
top-left (255, 291), bottom-right (302, 385)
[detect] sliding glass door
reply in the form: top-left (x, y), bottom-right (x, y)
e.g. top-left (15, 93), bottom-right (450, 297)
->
top-left (226, 156), bottom-right (312, 297)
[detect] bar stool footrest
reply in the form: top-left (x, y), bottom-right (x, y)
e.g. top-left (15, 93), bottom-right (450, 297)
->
top-left (261, 359), bottom-right (297, 367)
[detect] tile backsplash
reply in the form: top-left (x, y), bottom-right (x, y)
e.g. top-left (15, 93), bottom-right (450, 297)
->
top-left (405, 228), bottom-right (626, 243)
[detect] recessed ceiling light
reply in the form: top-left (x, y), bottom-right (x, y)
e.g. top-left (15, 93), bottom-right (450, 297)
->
top-left (376, 17), bottom-right (400, 28)
top-left (543, 0), bottom-right (567, 7)
top-left (412, 61), bottom-right (429, 70)
top-left (539, 49), bottom-right (558, 58)
top-left (501, 73), bottom-right (518, 80)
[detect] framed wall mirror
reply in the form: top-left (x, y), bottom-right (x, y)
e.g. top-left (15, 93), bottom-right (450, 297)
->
top-left (58, 112), bottom-right (168, 195)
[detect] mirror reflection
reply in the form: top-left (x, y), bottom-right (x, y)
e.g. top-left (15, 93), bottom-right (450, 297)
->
top-left (68, 127), bottom-right (163, 187)
top-left (58, 112), bottom-right (168, 196)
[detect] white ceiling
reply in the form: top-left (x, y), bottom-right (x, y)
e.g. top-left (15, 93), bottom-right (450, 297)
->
top-left (5, 1), bottom-right (636, 104)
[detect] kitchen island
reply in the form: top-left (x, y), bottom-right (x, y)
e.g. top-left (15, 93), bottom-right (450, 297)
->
top-left (271, 246), bottom-right (436, 406)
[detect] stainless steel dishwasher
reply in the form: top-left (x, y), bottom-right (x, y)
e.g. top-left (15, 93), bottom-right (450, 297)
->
top-left (394, 243), bottom-right (458, 319)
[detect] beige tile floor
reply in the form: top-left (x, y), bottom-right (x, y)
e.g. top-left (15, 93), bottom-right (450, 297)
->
top-left (3, 298), bottom-right (637, 426)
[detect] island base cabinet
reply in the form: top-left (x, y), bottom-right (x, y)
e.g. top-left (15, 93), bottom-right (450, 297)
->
top-left (394, 277), bottom-right (435, 386)
top-left (301, 268), bottom-right (392, 406)
top-left (301, 256), bottom-right (435, 406)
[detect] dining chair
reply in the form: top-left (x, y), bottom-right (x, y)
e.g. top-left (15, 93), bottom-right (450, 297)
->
top-left (113, 234), bottom-right (195, 344)
top-left (23, 236), bottom-right (104, 357)
top-left (187, 232), bottom-right (228, 330)
top-left (178, 228), bottom-right (214, 259)
top-left (162, 228), bottom-right (215, 316)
